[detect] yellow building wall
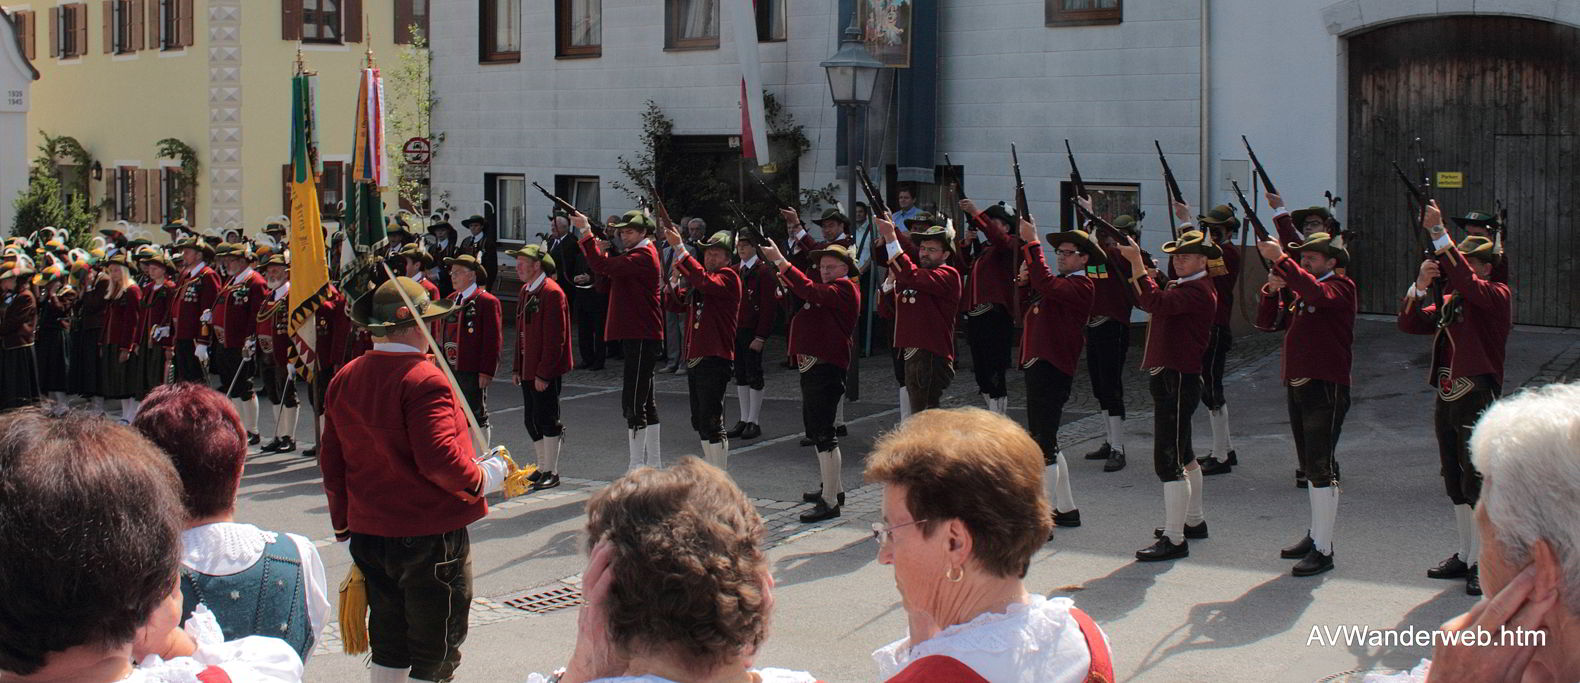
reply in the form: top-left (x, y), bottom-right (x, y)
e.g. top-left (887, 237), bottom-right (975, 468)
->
top-left (11, 0), bottom-right (405, 239)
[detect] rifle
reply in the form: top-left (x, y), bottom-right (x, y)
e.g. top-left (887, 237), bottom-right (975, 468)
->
top-left (855, 163), bottom-right (890, 220)
top-left (748, 170), bottom-right (795, 211)
top-left (1241, 135), bottom-right (1278, 197)
top-left (1229, 180), bottom-right (1274, 244)
top-left (1155, 141), bottom-right (1187, 237)
top-left (1064, 139), bottom-right (1123, 243)
top-left (1009, 144), bottom-right (1029, 319)
top-left (726, 200), bottom-right (774, 251)
top-left (1392, 150), bottom-right (1442, 307)
top-left (533, 182), bottom-right (606, 239)
top-left (1065, 139), bottom-right (1086, 202)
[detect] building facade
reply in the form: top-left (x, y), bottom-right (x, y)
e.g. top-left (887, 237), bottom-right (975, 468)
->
top-left (0, 8), bottom-right (36, 232)
top-left (432, 0), bottom-right (1580, 325)
top-left (3, 0), bottom-right (430, 238)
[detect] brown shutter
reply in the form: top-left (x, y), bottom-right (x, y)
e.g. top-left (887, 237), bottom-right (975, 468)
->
top-left (72, 4), bottom-right (87, 57)
top-left (48, 7), bottom-right (58, 57)
top-left (148, 169), bottom-right (163, 224)
top-left (281, 0), bottom-right (301, 41)
top-left (102, 0), bottom-right (113, 53)
top-left (393, 0), bottom-right (411, 44)
top-left (343, 0), bottom-right (362, 43)
top-left (129, 0), bottom-right (143, 50)
top-left (177, 0), bottom-right (191, 46)
top-left (21, 12), bottom-right (35, 61)
top-left (148, 0), bottom-right (160, 47)
top-left (123, 168), bottom-right (137, 222)
top-left (283, 164), bottom-right (292, 216)
top-left (104, 168), bottom-right (117, 219)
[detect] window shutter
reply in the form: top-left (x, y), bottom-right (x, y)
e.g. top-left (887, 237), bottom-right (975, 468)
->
top-left (282, 164), bottom-right (292, 216)
top-left (147, 169), bottom-right (162, 224)
top-left (148, 0), bottom-right (160, 47)
top-left (48, 7), bottom-right (58, 57)
top-left (343, 0), bottom-right (362, 43)
top-left (124, 168), bottom-right (138, 223)
top-left (104, 169), bottom-right (117, 219)
top-left (393, 0), bottom-right (411, 44)
top-left (177, 0), bottom-right (191, 46)
top-left (102, 0), bottom-right (113, 54)
top-left (21, 12), bottom-right (35, 61)
top-left (281, 0), bottom-right (301, 41)
top-left (72, 4), bottom-right (88, 57)
top-left (129, 0), bottom-right (143, 50)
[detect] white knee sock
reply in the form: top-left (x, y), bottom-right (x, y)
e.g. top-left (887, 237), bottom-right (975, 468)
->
top-left (119, 398), bottom-right (138, 422)
top-left (368, 664), bottom-right (407, 683)
top-left (983, 393), bottom-right (994, 411)
top-left (1309, 486), bottom-right (1339, 554)
top-left (276, 406), bottom-right (298, 440)
top-left (703, 440), bottom-right (729, 470)
top-left (836, 400), bottom-right (845, 427)
top-left (543, 435), bottom-right (562, 473)
top-left (240, 397), bottom-right (259, 434)
top-left (627, 428), bottom-right (645, 471)
top-left (817, 447), bottom-right (844, 506)
top-left (1185, 465), bottom-right (1205, 525)
top-left (1454, 504), bottom-right (1474, 562)
top-left (748, 388), bottom-right (764, 424)
top-left (736, 386), bottom-right (750, 423)
top-left (1106, 415), bottom-right (1123, 450)
top-left (1043, 463), bottom-right (1057, 509)
top-left (1210, 407), bottom-right (1231, 456)
top-left (898, 388), bottom-right (912, 422)
top-left (1163, 480), bottom-right (1189, 544)
top-left (644, 423), bottom-right (662, 467)
top-left (532, 438), bottom-right (547, 471)
top-left (1053, 454), bottom-right (1076, 513)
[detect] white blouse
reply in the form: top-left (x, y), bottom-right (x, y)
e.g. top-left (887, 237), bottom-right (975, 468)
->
top-left (872, 595), bottom-right (1106, 683)
top-left (127, 605), bottom-right (304, 682)
top-left (180, 523), bottom-right (330, 661)
top-left (525, 668), bottom-right (818, 683)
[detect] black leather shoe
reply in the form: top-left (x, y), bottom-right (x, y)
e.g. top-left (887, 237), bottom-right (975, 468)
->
top-left (1053, 509), bottom-right (1082, 528)
top-left (303, 446), bottom-right (318, 458)
top-left (741, 423), bottom-right (762, 439)
top-left (1296, 470), bottom-right (1308, 488)
top-left (1136, 537), bottom-right (1189, 562)
top-left (1281, 534), bottom-right (1314, 559)
top-left (1427, 553), bottom-right (1470, 579)
top-left (274, 436), bottom-right (296, 454)
top-left (1103, 448), bottom-right (1126, 473)
top-left (531, 472), bottom-right (562, 491)
top-left (727, 421), bottom-right (749, 438)
top-left (799, 436), bottom-right (815, 447)
top-left (799, 501), bottom-right (841, 523)
top-left (1199, 456), bottom-right (1233, 476)
top-left (1466, 565), bottom-right (1482, 596)
top-left (801, 488), bottom-right (845, 506)
top-left (1085, 443), bottom-right (1112, 460)
top-left (836, 424), bottom-right (848, 437)
top-left (1224, 449), bottom-right (1238, 466)
top-left (1153, 521), bottom-right (1209, 539)
top-left (259, 437), bottom-right (285, 453)
top-left (1292, 548), bottom-right (1335, 576)
top-left (247, 432), bottom-right (261, 446)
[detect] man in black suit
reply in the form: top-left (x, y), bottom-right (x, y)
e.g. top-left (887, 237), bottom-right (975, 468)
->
top-left (560, 219), bottom-right (608, 370)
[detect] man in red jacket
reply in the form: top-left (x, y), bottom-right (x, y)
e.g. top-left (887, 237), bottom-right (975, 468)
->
top-left (1398, 200), bottom-right (1512, 597)
top-left (957, 200), bottom-right (1018, 415)
top-left (1017, 218), bottom-right (1101, 530)
top-left (759, 239), bottom-right (859, 523)
top-left (727, 235), bottom-right (778, 441)
top-left (1081, 211), bottom-right (1139, 473)
top-left (879, 216), bottom-right (963, 413)
top-left (439, 253), bottom-right (503, 450)
top-left (510, 244), bottom-right (571, 491)
top-left (664, 227), bottom-right (742, 469)
top-left (320, 276), bottom-right (511, 683)
top-left (256, 253), bottom-right (300, 454)
top-left (1255, 231), bottom-right (1356, 577)
top-left (170, 237), bottom-right (220, 383)
top-left (206, 242), bottom-right (268, 444)
top-left (575, 210), bottom-right (664, 470)
top-left (1118, 203), bottom-right (1219, 562)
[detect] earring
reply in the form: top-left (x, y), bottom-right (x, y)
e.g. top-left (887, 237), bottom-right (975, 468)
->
top-left (945, 566), bottom-right (964, 583)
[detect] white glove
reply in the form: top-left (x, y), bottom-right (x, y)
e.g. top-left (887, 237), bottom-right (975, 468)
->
top-left (194, 344), bottom-right (209, 364)
top-left (152, 326), bottom-right (170, 341)
top-left (286, 363), bottom-right (297, 382)
top-left (200, 309), bottom-right (212, 324)
top-left (478, 453), bottom-right (509, 495)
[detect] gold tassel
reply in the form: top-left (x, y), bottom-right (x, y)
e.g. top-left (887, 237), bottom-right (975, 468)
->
top-left (338, 565), bottom-right (370, 655)
top-left (1207, 257), bottom-right (1228, 277)
top-left (492, 446), bottom-right (537, 499)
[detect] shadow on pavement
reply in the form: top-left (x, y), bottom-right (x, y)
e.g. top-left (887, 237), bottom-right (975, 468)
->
top-left (1046, 559), bottom-right (1176, 624)
top-left (773, 536), bottom-right (877, 588)
top-left (1132, 573), bottom-right (1326, 677)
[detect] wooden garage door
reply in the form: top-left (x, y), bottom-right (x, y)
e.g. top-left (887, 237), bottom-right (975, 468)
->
top-left (1346, 16), bottom-right (1580, 327)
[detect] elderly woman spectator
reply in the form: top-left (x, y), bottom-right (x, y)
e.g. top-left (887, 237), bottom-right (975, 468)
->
top-left (865, 407), bottom-right (1112, 682)
top-left (531, 458), bottom-right (818, 683)
top-left (0, 409), bottom-right (301, 682)
top-left (133, 382), bottom-right (330, 662)
top-left (1368, 381), bottom-right (1580, 683)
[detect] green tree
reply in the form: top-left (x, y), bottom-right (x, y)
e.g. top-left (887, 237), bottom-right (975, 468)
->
top-left (384, 28), bottom-right (448, 216)
top-left (11, 173), bottom-right (99, 250)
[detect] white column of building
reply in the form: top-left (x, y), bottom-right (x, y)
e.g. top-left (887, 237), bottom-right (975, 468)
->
top-left (208, 0), bottom-right (244, 230)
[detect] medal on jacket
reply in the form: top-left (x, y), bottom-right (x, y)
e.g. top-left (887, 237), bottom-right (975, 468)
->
top-left (444, 341), bottom-right (460, 364)
top-left (901, 288), bottom-right (918, 305)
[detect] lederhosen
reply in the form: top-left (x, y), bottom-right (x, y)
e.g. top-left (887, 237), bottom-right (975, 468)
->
top-left (1199, 323), bottom-right (1232, 410)
top-left (681, 288), bottom-right (732, 443)
top-left (441, 291), bottom-right (491, 430)
top-left (1150, 367), bottom-right (1202, 482)
top-left (516, 290), bottom-right (564, 441)
top-left (258, 296), bottom-right (298, 409)
top-left (800, 354), bottom-right (846, 452)
top-left (1431, 297), bottom-right (1497, 506)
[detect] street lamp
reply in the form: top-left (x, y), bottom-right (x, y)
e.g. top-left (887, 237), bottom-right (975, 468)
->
top-left (821, 15), bottom-right (882, 395)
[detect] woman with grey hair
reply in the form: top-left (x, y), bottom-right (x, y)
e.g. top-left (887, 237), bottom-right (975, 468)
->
top-left (1368, 381), bottom-right (1579, 683)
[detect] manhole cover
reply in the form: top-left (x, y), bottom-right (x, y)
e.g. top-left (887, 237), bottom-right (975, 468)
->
top-left (501, 586), bottom-right (583, 614)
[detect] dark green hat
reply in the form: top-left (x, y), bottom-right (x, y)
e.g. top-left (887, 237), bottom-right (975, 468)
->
top-left (816, 208), bottom-right (849, 227)
top-left (1046, 229), bottom-right (1107, 266)
top-left (162, 218), bottom-right (192, 236)
top-left (981, 203), bottom-right (1017, 227)
top-left (1287, 231), bottom-right (1349, 266)
top-left (349, 276), bottom-right (456, 334)
top-left (698, 230), bottom-right (735, 255)
top-left (104, 252), bottom-right (134, 269)
top-left (174, 236), bottom-right (215, 259)
top-left (909, 223), bottom-right (957, 254)
top-left (1161, 230), bottom-right (1223, 259)
top-left (903, 211), bottom-right (947, 230)
top-left (607, 210), bottom-right (658, 235)
top-left (462, 214), bottom-right (487, 228)
top-left (263, 220), bottom-right (288, 235)
top-left (262, 253), bottom-right (290, 269)
top-left (1198, 204), bottom-right (1240, 229)
top-left (1457, 235), bottom-right (1500, 264)
top-left (386, 216), bottom-right (413, 236)
top-left (214, 242), bottom-right (256, 262)
top-left (443, 253), bottom-right (489, 278)
top-left (505, 243), bottom-right (556, 275)
top-left (1452, 210), bottom-right (1500, 230)
top-left (807, 243), bottom-right (859, 274)
top-left (1291, 206), bottom-right (1333, 227)
top-left (392, 243), bottom-right (434, 269)
top-left (1112, 215), bottom-right (1140, 237)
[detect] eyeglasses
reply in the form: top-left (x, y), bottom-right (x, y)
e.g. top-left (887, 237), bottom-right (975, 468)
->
top-left (871, 519), bottom-right (929, 546)
top-left (1054, 249), bottom-right (1081, 257)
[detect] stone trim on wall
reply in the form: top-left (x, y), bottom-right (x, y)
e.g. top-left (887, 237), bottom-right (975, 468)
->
top-left (1322, 0), bottom-right (1580, 36)
top-left (208, 0), bottom-right (243, 230)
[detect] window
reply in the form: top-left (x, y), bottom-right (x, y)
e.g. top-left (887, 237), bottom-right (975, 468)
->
top-left (555, 0), bottom-right (600, 58)
top-left (280, 161), bottom-right (346, 219)
top-left (12, 11), bottom-right (36, 60)
top-left (50, 3), bottom-right (88, 59)
top-left (162, 168), bottom-right (194, 221)
top-left (302, 0), bottom-right (341, 43)
top-left (485, 174), bottom-right (528, 242)
top-left (115, 167), bottom-right (138, 222)
top-left (394, 0), bottom-right (428, 44)
top-left (756, 0), bottom-right (785, 42)
top-left (665, 0), bottom-right (718, 50)
top-left (480, 0), bottom-right (520, 63)
top-left (1058, 181), bottom-right (1140, 229)
top-left (104, 0), bottom-right (141, 55)
top-left (555, 175), bottom-right (600, 224)
top-left (154, 0), bottom-right (192, 50)
top-left (282, 0), bottom-right (361, 44)
top-left (1046, 0), bottom-right (1122, 27)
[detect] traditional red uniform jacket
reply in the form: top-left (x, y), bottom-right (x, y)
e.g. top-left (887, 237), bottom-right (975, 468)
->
top-left (1257, 256), bottom-right (1357, 386)
top-left (1134, 272), bottom-right (1217, 373)
top-left (666, 254), bottom-right (741, 362)
top-left (1089, 245), bottom-right (1136, 322)
top-left (139, 279), bottom-right (175, 349)
top-left (958, 212), bottom-right (1016, 313)
top-left (172, 264), bottom-right (221, 341)
top-left (1020, 244), bottom-right (1095, 377)
top-left (413, 274), bottom-right (440, 302)
top-left (440, 286), bottom-right (502, 376)
top-left (736, 257), bottom-right (778, 340)
top-left (580, 235), bottom-right (662, 341)
top-left (313, 289), bottom-right (345, 374)
top-left (1397, 245), bottom-right (1512, 389)
top-left (888, 250), bottom-right (962, 362)
top-left (100, 285), bottom-right (142, 351)
top-left (0, 288), bottom-right (36, 349)
top-left (1211, 242), bottom-right (1241, 327)
top-left (255, 288), bottom-right (292, 365)
top-left (514, 276), bottom-right (572, 381)
top-left (211, 270), bottom-right (267, 350)
top-left (318, 350), bottom-right (486, 537)
top-left (781, 266), bottom-right (859, 370)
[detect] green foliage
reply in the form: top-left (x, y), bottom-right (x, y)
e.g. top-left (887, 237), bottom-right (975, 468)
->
top-left (155, 138), bottom-right (199, 221)
top-left (32, 132), bottom-right (95, 201)
top-left (384, 29), bottom-right (449, 216)
top-left (11, 173), bottom-right (98, 249)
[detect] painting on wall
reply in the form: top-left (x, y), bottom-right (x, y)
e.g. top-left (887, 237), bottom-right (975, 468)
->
top-left (859, 0), bottom-right (912, 68)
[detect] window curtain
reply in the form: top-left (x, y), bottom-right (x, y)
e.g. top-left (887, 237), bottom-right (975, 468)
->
top-left (570, 0), bottom-right (600, 46)
top-left (679, 0), bottom-right (717, 40)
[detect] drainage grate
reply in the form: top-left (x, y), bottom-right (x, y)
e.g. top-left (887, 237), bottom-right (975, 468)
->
top-left (501, 586), bottom-right (583, 614)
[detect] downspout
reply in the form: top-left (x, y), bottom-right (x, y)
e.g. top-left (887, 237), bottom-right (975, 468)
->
top-left (1199, 0), bottom-right (1211, 210)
